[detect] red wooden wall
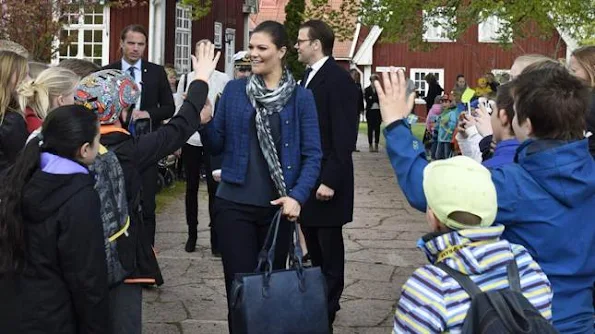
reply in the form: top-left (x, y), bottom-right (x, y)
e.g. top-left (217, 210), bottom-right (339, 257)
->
top-left (371, 26), bottom-right (567, 94)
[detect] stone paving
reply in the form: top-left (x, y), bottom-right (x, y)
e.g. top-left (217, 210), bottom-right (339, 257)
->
top-left (143, 134), bottom-right (428, 334)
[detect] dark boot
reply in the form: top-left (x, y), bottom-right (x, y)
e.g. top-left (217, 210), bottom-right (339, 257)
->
top-left (185, 225), bottom-right (197, 253)
top-left (374, 143), bottom-right (379, 152)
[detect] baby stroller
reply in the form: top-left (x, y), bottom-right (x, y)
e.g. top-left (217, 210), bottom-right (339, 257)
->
top-left (157, 154), bottom-right (177, 193)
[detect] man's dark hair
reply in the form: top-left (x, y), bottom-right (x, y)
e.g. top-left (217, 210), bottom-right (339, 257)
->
top-left (511, 66), bottom-right (590, 140)
top-left (57, 58), bottom-right (101, 78)
top-left (300, 20), bottom-right (335, 57)
top-left (456, 74), bottom-right (465, 80)
top-left (120, 24), bottom-right (148, 41)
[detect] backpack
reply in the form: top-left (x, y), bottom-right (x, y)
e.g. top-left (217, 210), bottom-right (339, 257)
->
top-left (89, 144), bottom-right (132, 287)
top-left (436, 260), bottom-right (558, 334)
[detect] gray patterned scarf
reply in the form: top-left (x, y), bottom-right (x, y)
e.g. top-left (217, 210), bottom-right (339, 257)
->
top-left (246, 68), bottom-right (296, 197)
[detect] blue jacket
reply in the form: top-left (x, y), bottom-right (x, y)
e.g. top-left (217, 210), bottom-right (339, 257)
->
top-left (199, 78), bottom-right (322, 205)
top-left (483, 138), bottom-right (519, 168)
top-left (384, 120), bottom-right (595, 333)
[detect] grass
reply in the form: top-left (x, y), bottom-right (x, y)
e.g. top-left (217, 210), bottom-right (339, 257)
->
top-left (358, 121), bottom-right (426, 147)
top-left (155, 181), bottom-right (185, 214)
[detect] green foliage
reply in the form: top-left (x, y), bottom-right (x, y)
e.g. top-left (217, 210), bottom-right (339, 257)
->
top-left (358, 0), bottom-right (595, 51)
top-left (284, 0), bottom-right (306, 80)
top-left (304, 0), bottom-right (359, 42)
top-left (179, 0), bottom-right (212, 21)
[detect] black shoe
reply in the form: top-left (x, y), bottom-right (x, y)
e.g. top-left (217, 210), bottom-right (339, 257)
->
top-left (185, 226), bottom-right (197, 253)
top-left (211, 250), bottom-right (222, 258)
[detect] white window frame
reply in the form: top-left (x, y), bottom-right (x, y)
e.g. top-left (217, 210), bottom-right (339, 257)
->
top-left (375, 66), bottom-right (406, 73)
top-left (174, 4), bottom-right (192, 75)
top-left (422, 8), bottom-right (455, 43)
top-left (214, 22), bottom-right (223, 49)
top-left (54, 4), bottom-right (109, 66)
top-left (410, 68), bottom-right (445, 104)
top-left (478, 16), bottom-right (511, 43)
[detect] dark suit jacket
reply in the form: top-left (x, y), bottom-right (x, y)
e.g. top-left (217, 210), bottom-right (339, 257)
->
top-left (364, 85), bottom-right (380, 112)
top-left (300, 57), bottom-right (358, 226)
top-left (103, 60), bottom-right (175, 128)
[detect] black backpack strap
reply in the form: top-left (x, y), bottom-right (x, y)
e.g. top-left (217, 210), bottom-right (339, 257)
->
top-left (506, 259), bottom-right (522, 293)
top-left (435, 263), bottom-right (482, 298)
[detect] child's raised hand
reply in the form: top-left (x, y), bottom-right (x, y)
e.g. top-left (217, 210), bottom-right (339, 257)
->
top-left (191, 41), bottom-right (221, 83)
top-left (474, 105), bottom-right (493, 137)
top-left (375, 68), bottom-right (416, 125)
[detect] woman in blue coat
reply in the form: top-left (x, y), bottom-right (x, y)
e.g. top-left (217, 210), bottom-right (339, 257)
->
top-left (199, 21), bottom-right (322, 330)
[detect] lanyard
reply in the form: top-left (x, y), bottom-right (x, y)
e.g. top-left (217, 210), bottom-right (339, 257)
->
top-left (436, 240), bottom-right (494, 263)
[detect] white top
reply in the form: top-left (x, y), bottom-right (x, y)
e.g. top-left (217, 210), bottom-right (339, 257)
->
top-left (175, 70), bottom-right (230, 146)
top-left (121, 59), bottom-right (143, 109)
top-left (305, 56), bottom-right (329, 88)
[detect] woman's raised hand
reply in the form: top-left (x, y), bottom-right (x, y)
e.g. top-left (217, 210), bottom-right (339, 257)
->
top-left (191, 41), bottom-right (221, 83)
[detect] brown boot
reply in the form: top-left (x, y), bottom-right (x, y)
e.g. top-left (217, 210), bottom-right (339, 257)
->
top-left (369, 145), bottom-right (374, 152)
top-left (374, 143), bottom-right (379, 152)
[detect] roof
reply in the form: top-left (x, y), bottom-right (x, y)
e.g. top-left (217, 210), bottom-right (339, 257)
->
top-left (251, 0), bottom-right (357, 59)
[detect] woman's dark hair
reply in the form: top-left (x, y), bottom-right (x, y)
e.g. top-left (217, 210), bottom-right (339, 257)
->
top-left (425, 73), bottom-right (437, 83)
top-left (495, 83), bottom-right (515, 135)
top-left (0, 105), bottom-right (98, 275)
top-left (253, 21), bottom-right (290, 52)
top-left (350, 69), bottom-right (360, 82)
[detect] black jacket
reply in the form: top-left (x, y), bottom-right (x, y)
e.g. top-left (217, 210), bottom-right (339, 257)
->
top-left (364, 85), bottom-right (380, 112)
top-left (100, 80), bottom-right (208, 284)
top-left (5, 170), bottom-right (109, 333)
top-left (300, 57), bottom-right (358, 226)
top-left (103, 60), bottom-right (175, 129)
top-left (0, 111), bottom-right (28, 174)
top-left (424, 82), bottom-right (444, 110)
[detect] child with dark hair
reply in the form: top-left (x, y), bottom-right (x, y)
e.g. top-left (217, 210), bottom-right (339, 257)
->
top-left (0, 105), bottom-right (109, 333)
top-left (456, 82), bottom-right (519, 167)
top-left (378, 67), bottom-right (595, 333)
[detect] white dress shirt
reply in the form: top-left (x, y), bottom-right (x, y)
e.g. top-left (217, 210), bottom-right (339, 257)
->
top-left (305, 56), bottom-right (329, 88)
top-left (121, 59), bottom-right (143, 109)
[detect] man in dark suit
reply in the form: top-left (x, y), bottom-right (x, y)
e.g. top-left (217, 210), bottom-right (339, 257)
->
top-left (295, 20), bottom-right (358, 329)
top-left (104, 24), bottom-right (175, 246)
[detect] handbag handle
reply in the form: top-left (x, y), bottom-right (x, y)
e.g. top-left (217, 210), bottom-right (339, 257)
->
top-left (255, 209), bottom-right (283, 273)
top-left (288, 220), bottom-right (307, 291)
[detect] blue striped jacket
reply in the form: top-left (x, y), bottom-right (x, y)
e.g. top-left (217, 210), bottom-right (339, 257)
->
top-left (393, 226), bottom-right (553, 334)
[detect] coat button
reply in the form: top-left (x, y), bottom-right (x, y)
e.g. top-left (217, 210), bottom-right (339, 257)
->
top-left (284, 143), bottom-right (289, 147)
top-left (285, 120), bottom-right (289, 125)
top-left (287, 165), bottom-right (292, 170)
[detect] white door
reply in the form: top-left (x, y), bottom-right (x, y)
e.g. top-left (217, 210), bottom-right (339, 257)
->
top-left (225, 28), bottom-right (236, 79)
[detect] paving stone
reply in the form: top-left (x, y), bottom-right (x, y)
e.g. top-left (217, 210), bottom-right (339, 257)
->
top-left (181, 320), bottom-right (229, 334)
top-left (143, 301), bottom-right (188, 323)
top-left (343, 280), bottom-right (400, 301)
top-left (345, 261), bottom-right (395, 282)
top-left (334, 299), bottom-right (396, 327)
top-left (142, 323), bottom-right (181, 334)
top-left (346, 248), bottom-right (426, 267)
top-left (356, 239), bottom-right (417, 250)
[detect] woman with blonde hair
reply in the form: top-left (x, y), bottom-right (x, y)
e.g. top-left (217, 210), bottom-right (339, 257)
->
top-left (569, 45), bottom-right (595, 157)
top-left (0, 50), bottom-right (29, 173)
top-left (18, 66), bottom-right (79, 133)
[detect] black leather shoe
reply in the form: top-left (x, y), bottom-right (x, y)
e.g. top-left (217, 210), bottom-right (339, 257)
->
top-left (185, 226), bottom-right (197, 253)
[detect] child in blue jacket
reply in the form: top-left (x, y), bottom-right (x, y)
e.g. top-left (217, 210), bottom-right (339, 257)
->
top-left (376, 67), bottom-right (595, 333)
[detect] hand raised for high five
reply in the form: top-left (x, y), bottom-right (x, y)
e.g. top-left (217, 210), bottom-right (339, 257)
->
top-left (191, 41), bottom-right (221, 83)
top-left (374, 68), bottom-right (416, 125)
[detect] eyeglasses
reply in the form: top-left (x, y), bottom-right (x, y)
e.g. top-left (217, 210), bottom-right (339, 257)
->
top-left (295, 39), bottom-right (312, 46)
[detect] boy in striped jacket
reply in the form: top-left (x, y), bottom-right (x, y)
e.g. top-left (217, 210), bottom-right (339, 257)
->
top-left (393, 156), bottom-right (552, 334)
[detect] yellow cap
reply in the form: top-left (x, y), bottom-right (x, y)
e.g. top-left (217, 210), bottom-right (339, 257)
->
top-left (423, 156), bottom-right (497, 230)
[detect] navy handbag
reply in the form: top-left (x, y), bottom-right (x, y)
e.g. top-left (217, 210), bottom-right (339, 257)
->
top-left (229, 210), bottom-right (330, 334)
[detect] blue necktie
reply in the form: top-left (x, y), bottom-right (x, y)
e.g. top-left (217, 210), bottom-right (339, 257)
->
top-left (128, 66), bottom-right (136, 80)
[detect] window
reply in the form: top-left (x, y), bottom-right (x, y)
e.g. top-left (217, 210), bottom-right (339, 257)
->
top-left (478, 16), bottom-right (511, 43)
top-left (214, 22), bottom-right (223, 49)
top-left (57, 4), bottom-right (107, 65)
top-left (175, 4), bottom-right (192, 75)
top-left (375, 66), bottom-right (405, 73)
top-left (422, 8), bottom-right (455, 42)
top-left (410, 68), bottom-right (444, 103)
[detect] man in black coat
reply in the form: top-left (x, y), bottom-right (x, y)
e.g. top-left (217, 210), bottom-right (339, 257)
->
top-left (295, 20), bottom-right (358, 329)
top-left (103, 24), bottom-right (175, 246)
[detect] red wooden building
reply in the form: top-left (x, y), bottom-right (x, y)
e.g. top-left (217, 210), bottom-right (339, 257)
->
top-left (55, 0), bottom-right (258, 77)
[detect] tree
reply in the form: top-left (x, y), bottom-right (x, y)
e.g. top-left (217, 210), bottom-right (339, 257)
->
top-left (284, 0), bottom-right (306, 80)
top-left (0, 0), bottom-right (150, 62)
top-left (304, 0), bottom-right (359, 42)
top-left (358, 0), bottom-right (595, 50)
top-left (179, 0), bottom-right (212, 21)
